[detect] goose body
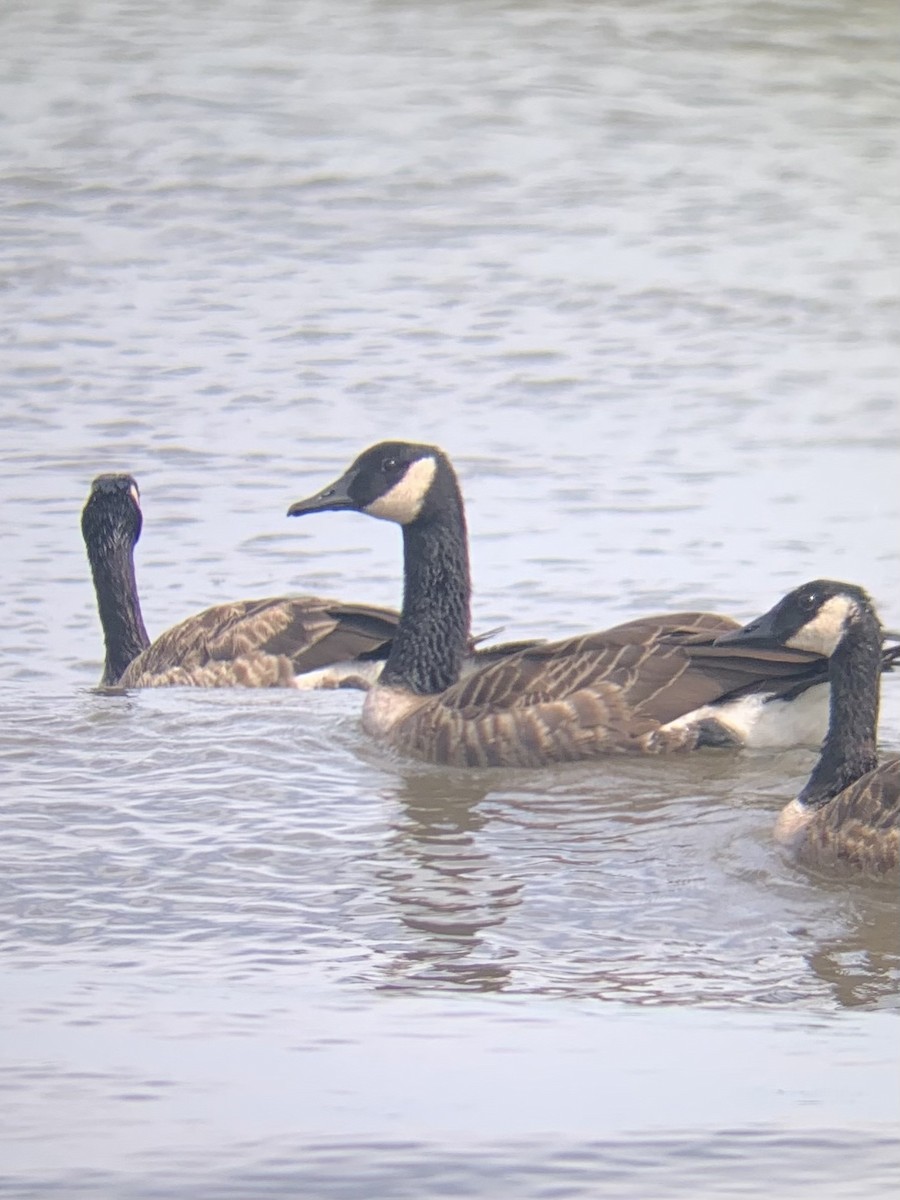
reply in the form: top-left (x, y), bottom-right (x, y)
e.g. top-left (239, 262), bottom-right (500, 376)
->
top-left (119, 596), bottom-right (401, 688)
top-left (286, 441), bottom-right (863, 767)
top-left (716, 580), bottom-right (899, 876)
top-left (82, 474), bottom-right (400, 688)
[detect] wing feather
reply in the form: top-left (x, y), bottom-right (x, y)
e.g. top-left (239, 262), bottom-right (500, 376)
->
top-left (423, 613), bottom-right (824, 721)
top-left (120, 596), bottom-right (398, 687)
top-left (803, 760), bottom-right (900, 874)
top-left (381, 612), bottom-right (838, 766)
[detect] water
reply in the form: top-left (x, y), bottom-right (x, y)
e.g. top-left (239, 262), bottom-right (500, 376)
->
top-left (1, 0), bottom-right (899, 1195)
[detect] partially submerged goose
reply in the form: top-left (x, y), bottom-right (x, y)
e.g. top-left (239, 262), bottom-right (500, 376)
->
top-left (716, 580), bottom-right (899, 876)
top-left (286, 441), bottom-right (867, 767)
top-left (82, 473), bottom-right (400, 688)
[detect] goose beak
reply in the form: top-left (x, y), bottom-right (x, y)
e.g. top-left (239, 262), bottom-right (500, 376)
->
top-left (287, 469), bottom-right (358, 517)
top-left (714, 608), bottom-right (781, 648)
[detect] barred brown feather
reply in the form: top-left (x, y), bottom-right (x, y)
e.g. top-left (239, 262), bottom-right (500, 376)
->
top-left (118, 597), bottom-right (399, 688)
top-left (800, 760), bottom-right (900, 875)
top-left (362, 612), bottom-right (833, 768)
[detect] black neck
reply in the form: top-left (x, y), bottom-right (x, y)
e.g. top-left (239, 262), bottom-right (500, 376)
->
top-left (87, 537), bottom-right (151, 685)
top-left (799, 618), bottom-right (880, 808)
top-left (379, 498), bottom-right (471, 695)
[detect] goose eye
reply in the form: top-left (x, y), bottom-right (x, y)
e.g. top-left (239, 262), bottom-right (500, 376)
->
top-left (382, 456), bottom-right (401, 476)
top-left (797, 589), bottom-right (819, 613)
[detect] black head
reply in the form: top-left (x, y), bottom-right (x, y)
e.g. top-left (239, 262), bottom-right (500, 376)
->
top-left (81, 473), bottom-right (143, 552)
top-left (715, 580), bottom-right (880, 657)
top-left (287, 441), bottom-right (455, 526)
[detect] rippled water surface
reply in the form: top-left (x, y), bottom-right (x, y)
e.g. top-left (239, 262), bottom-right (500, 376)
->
top-left (1, 0), bottom-right (899, 1196)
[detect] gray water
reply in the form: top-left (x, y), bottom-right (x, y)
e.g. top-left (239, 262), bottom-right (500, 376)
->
top-left (1, 0), bottom-right (899, 1195)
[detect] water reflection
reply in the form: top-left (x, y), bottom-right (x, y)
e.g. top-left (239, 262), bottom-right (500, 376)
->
top-left (374, 768), bottom-right (521, 992)
top-left (804, 896), bottom-right (900, 1011)
top-left (348, 747), bottom-right (900, 1009)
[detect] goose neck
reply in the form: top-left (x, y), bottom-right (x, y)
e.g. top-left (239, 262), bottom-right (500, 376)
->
top-left (88, 539), bottom-right (150, 685)
top-left (799, 618), bottom-right (880, 808)
top-left (380, 506), bottom-right (471, 695)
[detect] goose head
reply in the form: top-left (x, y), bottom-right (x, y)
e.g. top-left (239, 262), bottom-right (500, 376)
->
top-left (715, 580), bottom-right (879, 657)
top-left (287, 441), bottom-right (456, 527)
top-left (81, 473), bottom-right (143, 560)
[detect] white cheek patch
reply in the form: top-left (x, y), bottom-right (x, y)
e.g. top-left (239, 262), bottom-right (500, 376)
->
top-left (786, 595), bottom-right (857, 656)
top-left (365, 456), bottom-right (437, 525)
top-left (129, 484), bottom-right (141, 507)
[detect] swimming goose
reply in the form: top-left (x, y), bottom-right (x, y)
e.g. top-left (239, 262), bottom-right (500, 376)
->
top-left (715, 580), bottom-right (899, 876)
top-left (82, 473), bottom-right (401, 688)
top-left (286, 441), bottom-right (871, 767)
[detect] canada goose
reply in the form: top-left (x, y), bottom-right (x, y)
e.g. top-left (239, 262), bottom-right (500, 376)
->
top-left (286, 441), bottom-right (882, 767)
top-left (715, 580), bottom-right (899, 876)
top-left (82, 473), bottom-right (402, 688)
top-left (82, 473), bottom-right (530, 689)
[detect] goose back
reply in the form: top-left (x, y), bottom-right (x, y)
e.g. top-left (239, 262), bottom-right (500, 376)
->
top-left (778, 761), bottom-right (900, 875)
top-left (118, 596), bottom-right (400, 688)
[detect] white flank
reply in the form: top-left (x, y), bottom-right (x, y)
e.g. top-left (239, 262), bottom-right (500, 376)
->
top-left (662, 684), bottom-right (829, 749)
top-left (719, 686), bottom-right (829, 748)
top-left (365, 456), bottom-right (437, 524)
top-left (786, 595), bottom-right (857, 656)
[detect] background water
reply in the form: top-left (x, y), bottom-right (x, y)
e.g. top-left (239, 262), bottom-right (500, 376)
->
top-left (1, 0), bottom-right (899, 1196)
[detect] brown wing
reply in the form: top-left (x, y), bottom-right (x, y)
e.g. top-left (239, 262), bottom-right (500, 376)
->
top-left (432, 612), bottom-right (821, 720)
top-left (120, 596), bottom-right (398, 687)
top-left (803, 760), bottom-right (900, 875)
top-left (388, 612), bottom-right (830, 767)
top-left (670, 624), bottom-right (900, 691)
